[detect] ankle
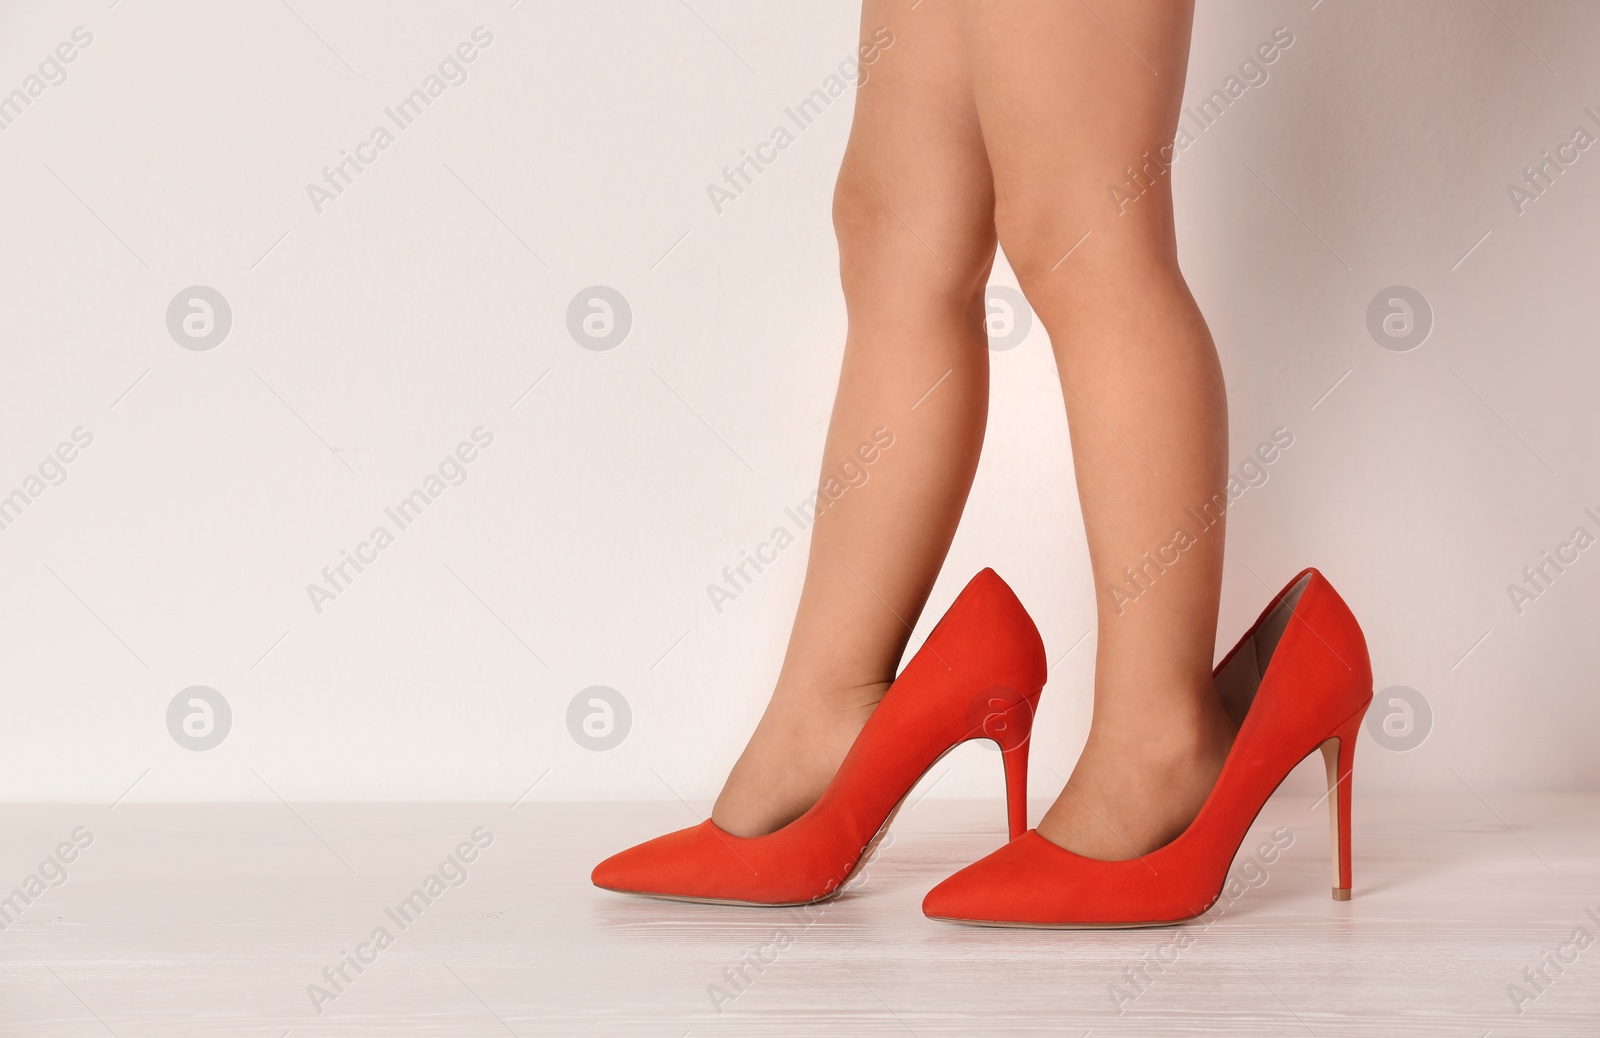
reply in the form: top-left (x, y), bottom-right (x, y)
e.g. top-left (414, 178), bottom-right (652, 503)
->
top-left (771, 674), bottom-right (892, 713)
top-left (712, 676), bottom-right (889, 838)
top-left (1083, 685), bottom-right (1235, 764)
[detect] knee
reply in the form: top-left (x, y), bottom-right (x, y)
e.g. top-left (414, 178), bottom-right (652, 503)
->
top-left (992, 191), bottom-right (1177, 307)
top-left (991, 194), bottom-right (1092, 295)
top-left (832, 172), bottom-right (996, 312)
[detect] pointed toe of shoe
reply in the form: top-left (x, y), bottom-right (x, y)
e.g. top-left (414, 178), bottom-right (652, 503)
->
top-left (922, 832), bottom-right (1059, 924)
top-left (591, 822), bottom-right (721, 898)
top-left (924, 830), bottom-right (1227, 928)
top-left (590, 842), bottom-right (652, 892)
top-left (589, 842), bottom-right (655, 894)
top-left (592, 821), bottom-right (830, 904)
top-left (920, 866), bottom-right (985, 922)
top-left (923, 831), bottom-right (1182, 927)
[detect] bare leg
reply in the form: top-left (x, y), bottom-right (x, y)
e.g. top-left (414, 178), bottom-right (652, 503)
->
top-left (958, 0), bottom-right (1234, 859)
top-left (712, 0), bottom-right (997, 837)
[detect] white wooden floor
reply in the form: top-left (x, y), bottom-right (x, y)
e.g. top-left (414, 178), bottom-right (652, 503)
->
top-left (1, 793), bottom-right (1596, 1036)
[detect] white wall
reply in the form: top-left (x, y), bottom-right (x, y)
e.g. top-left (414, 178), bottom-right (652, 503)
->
top-left (2, 0), bottom-right (1596, 803)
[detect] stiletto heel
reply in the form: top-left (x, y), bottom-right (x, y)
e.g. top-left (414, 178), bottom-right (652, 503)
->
top-left (592, 569), bottom-right (1048, 906)
top-left (1320, 707), bottom-right (1365, 901)
top-left (968, 684), bottom-right (1038, 842)
top-left (1000, 728), bottom-right (1033, 842)
top-left (924, 568), bottom-right (1375, 927)
top-left (1001, 743), bottom-right (1030, 842)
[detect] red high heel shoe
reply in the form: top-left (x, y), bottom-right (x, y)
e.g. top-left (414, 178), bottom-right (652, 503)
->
top-left (922, 567), bottom-right (1372, 927)
top-left (591, 568), bottom-right (1048, 906)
